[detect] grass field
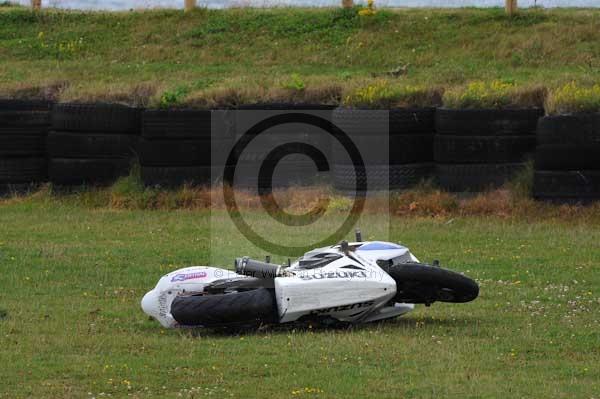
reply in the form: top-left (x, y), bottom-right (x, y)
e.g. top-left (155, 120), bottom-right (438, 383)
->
top-left (1, 194), bottom-right (599, 398)
top-left (2, 5), bottom-right (600, 107)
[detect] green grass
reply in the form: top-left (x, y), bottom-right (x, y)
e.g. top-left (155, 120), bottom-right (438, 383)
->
top-left (1, 197), bottom-right (599, 398)
top-left (2, 6), bottom-right (600, 109)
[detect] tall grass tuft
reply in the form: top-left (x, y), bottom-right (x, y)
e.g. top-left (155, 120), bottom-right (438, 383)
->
top-left (506, 160), bottom-right (535, 200)
top-left (343, 80), bottom-right (442, 108)
top-left (545, 82), bottom-right (600, 115)
top-left (443, 81), bottom-right (546, 109)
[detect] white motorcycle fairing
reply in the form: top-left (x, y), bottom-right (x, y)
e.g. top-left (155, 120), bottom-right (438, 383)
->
top-left (141, 266), bottom-right (246, 328)
top-left (277, 242), bottom-right (414, 323)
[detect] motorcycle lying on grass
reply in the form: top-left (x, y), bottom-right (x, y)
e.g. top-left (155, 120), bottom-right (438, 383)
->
top-left (142, 234), bottom-right (479, 329)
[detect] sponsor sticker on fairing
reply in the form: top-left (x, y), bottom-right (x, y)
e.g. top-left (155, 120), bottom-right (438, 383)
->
top-left (170, 271), bottom-right (208, 282)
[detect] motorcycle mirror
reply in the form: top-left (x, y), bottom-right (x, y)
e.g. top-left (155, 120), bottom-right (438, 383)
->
top-left (340, 240), bottom-right (349, 255)
top-left (355, 229), bottom-right (362, 242)
top-left (265, 255), bottom-right (271, 264)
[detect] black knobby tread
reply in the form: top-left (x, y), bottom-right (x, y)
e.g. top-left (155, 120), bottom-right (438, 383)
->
top-left (52, 103), bottom-right (140, 133)
top-left (434, 135), bottom-right (536, 163)
top-left (533, 170), bottom-right (600, 199)
top-left (436, 163), bottom-right (525, 192)
top-left (142, 109), bottom-right (212, 139)
top-left (138, 138), bottom-right (225, 167)
top-left (387, 262), bottom-right (479, 304)
top-left (0, 135), bottom-right (45, 156)
top-left (435, 108), bottom-right (543, 136)
top-left (49, 158), bottom-right (131, 185)
top-left (0, 158), bottom-right (46, 183)
top-left (535, 144), bottom-right (600, 171)
top-left (47, 131), bottom-right (138, 159)
top-left (141, 165), bottom-right (213, 187)
top-left (0, 111), bottom-right (50, 127)
top-left (536, 114), bottom-right (600, 145)
top-left (333, 134), bottom-right (433, 165)
top-left (333, 163), bottom-right (433, 191)
top-left (0, 99), bottom-right (52, 111)
top-left (170, 288), bottom-right (278, 327)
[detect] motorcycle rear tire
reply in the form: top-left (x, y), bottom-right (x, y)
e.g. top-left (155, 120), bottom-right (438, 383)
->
top-left (388, 263), bottom-right (479, 304)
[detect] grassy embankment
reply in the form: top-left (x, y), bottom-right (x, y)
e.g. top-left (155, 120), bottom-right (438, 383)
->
top-left (1, 7), bottom-right (600, 396)
top-left (1, 5), bottom-right (600, 110)
top-left (0, 193), bottom-right (599, 398)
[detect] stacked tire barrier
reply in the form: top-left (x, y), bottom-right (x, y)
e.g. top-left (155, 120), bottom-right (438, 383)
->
top-left (233, 104), bottom-right (333, 190)
top-left (332, 108), bottom-right (434, 191)
top-left (533, 114), bottom-right (600, 202)
top-left (2, 99), bottom-right (600, 204)
top-left (434, 108), bottom-right (542, 192)
top-left (0, 100), bottom-right (50, 191)
top-left (140, 110), bottom-right (231, 187)
top-left (48, 104), bottom-right (139, 185)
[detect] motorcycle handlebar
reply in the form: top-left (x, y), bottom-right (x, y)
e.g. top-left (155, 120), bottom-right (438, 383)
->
top-left (235, 257), bottom-right (283, 278)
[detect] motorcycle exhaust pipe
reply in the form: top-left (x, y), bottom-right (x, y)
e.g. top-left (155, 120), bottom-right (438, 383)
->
top-left (235, 257), bottom-right (282, 278)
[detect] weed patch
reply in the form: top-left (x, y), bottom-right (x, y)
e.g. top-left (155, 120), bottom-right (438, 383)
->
top-left (546, 82), bottom-right (600, 115)
top-left (443, 81), bottom-right (546, 109)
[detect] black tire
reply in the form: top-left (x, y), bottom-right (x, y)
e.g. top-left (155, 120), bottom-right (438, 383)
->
top-left (137, 138), bottom-right (209, 166)
top-left (436, 163), bottom-right (525, 192)
top-left (535, 144), bottom-right (600, 170)
top-left (332, 107), bottom-right (434, 136)
top-left (49, 158), bottom-right (131, 185)
top-left (390, 108), bottom-right (436, 135)
top-left (387, 262), bottom-right (479, 304)
top-left (235, 132), bottom-right (330, 165)
top-left (436, 108), bottom-right (543, 136)
top-left (333, 163), bottom-right (433, 191)
top-left (536, 114), bottom-right (600, 145)
top-left (0, 111), bottom-right (50, 127)
top-left (141, 165), bottom-right (213, 187)
top-left (533, 170), bottom-right (600, 200)
top-left (0, 134), bottom-right (45, 156)
top-left (170, 287), bottom-right (278, 327)
top-left (0, 99), bottom-right (52, 111)
top-left (333, 134), bottom-right (433, 165)
top-left (231, 162), bottom-right (324, 189)
top-left (47, 131), bottom-right (138, 159)
top-left (434, 135), bottom-right (535, 163)
top-left (237, 103), bottom-right (335, 110)
top-left (0, 158), bottom-right (46, 183)
top-left (142, 109), bottom-right (212, 139)
top-left (0, 127), bottom-right (48, 137)
top-left (52, 103), bottom-right (140, 133)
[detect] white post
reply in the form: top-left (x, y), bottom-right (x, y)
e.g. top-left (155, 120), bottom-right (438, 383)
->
top-left (185, 0), bottom-right (196, 12)
top-left (506, 0), bottom-right (517, 16)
